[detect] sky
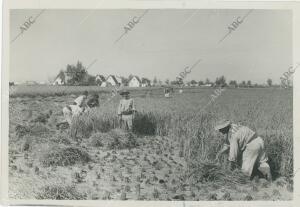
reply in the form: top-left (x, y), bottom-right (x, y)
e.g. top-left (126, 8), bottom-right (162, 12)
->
top-left (10, 9), bottom-right (292, 84)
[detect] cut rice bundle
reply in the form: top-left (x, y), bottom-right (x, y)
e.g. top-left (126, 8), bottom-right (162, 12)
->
top-left (188, 161), bottom-right (250, 186)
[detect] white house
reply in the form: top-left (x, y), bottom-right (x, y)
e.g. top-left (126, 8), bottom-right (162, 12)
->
top-left (203, 83), bottom-right (213, 87)
top-left (25, 81), bottom-right (39, 85)
top-left (128, 76), bottom-right (141, 87)
top-left (115, 76), bottom-right (122, 85)
top-left (53, 71), bottom-right (72, 85)
top-left (101, 75), bottom-right (120, 87)
top-left (141, 78), bottom-right (151, 87)
top-left (95, 75), bottom-right (106, 86)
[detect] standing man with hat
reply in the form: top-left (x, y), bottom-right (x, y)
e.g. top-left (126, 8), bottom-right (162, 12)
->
top-left (214, 120), bottom-right (272, 181)
top-left (117, 90), bottom-right (136, 131)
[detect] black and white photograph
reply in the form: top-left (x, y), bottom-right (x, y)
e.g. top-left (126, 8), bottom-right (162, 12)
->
top-left (2, 0), bottom-right (300, 204)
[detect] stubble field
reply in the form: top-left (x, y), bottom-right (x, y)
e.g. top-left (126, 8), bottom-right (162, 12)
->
top-left (9, 86), bottom-right (293, 200)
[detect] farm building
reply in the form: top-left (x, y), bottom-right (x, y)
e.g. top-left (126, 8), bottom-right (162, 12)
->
top-left (141, 78), bottom-right (151, 87)
top-left (53, 71), bottom-right (71, 85)
top-left (95, 75), bottom-right (106, 86)
top-left (101, 75), bottom-right (120, 87)
top-left (128, 76), bottom-right (142, 87)
top-left (24, 81), bottom-right (39, 85)
top-left (115, 76), bottom-right (122, 85)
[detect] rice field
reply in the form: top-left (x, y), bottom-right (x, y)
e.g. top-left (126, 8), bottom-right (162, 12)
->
top-left (9, 86), bottom-right (293, 200)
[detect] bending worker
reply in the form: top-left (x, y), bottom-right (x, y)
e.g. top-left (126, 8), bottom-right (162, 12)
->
top-left (117, 90), bottom-right (136, 131)
top-left (62, 90), bottom-right (88, 126)
top-left (215, 120), bottom-right (272, 181)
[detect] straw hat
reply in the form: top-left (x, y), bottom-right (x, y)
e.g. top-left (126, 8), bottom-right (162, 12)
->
top-left (214, 119), bottom-right (231, 131)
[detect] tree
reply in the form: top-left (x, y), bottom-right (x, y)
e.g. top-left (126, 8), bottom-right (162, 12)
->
top-left (267, 78), bottom-right (272, 87)
top-left (215, 76), bottom-right (227, 86)
top-left (247, 80), bottom-right (252, 87)
top-left (121, 76), bottom-right (129, 86)
top-left (198, 80), bottom-right (204, 86)
top-left (176, 77), bottom-right (184, 86)
top-left (170, 80), bottom-right (181, 86)
top-left (65, 61), bottom-right (87, 85)
top-left (239, 81), bottom-right (246, 88)
top-left (229, 80), bottom-right (238, 88)
top-left (190, 80), bottom-right (197, 85)
top-left (87, 75), bottom-right (96, 85)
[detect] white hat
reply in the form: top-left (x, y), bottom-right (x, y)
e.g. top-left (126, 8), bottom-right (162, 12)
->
top-left (214, 119), bottom-right (231, 131)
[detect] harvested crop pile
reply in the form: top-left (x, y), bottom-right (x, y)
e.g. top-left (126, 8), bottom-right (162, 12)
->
top-left (40, 145), bottom-right (91, 167)
top-left (89, 129), bottom-right (138, 150)
top-left (15, 123), bottom-right (52, 139)
top-left (36, 184), bottom-right (87, 200)
top-left (188, 161), bottom-right (250, 186)
top-left (30, 110), bottom-right (52, 124)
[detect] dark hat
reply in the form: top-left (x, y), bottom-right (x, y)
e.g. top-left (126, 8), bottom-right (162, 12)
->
top-left (83, 90), bottom-right (88, 96)
top-left (120, 90), bottom-right (130, 95)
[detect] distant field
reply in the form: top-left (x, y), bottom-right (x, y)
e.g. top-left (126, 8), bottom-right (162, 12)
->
top-left (9, 84), bottom-right (270, 97)
top-left (9, 85), bottom-right (173, 97)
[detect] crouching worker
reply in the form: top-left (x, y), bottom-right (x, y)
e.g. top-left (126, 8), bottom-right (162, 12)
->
top-left (85, 93), bottom-right (100, 112)
top-left (61, 91), bottom-right (88, 126)
top-left (214, 120), bottom-right (272, 181)
top-left (117, 90), bottom-right (136, 131)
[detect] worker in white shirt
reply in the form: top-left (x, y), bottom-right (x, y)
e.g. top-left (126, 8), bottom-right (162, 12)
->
top-left (117, 90), bottom-right (136, 131)
top-left (215, 119), bottom-right (272, 181)
top-left (62, 91), bottom-right (88, 126)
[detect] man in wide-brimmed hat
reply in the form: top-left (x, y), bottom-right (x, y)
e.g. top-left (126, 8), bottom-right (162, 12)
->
top-left (215, 119), bottom-right (272, 181)
top-left (117, 90), bottom-right (136, 131)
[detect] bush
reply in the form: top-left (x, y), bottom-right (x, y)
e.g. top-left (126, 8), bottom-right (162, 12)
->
top-left (36, 184), bottom-right (87, 200)
top-left (133, 112), bottom-right (157, 135)
top-left (89, 132), bottom-right (111, 147)
top-left (40, 145), bottom-right (91, 167)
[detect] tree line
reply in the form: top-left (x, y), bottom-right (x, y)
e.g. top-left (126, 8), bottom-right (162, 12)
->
top-left (55, 61), bottom-right (276, 87)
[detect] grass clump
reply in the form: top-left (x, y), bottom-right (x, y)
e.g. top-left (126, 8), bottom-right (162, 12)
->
top-left (188, 161), bottom-right (250, 186)
top-left (36, 184), bottom-right (87, 200)
top-left (40, 145), bottom-right (91, 167)
top-left (89, 129), bottom-right (138, 150)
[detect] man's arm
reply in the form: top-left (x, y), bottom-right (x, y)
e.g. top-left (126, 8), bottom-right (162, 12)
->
top-left (131, 99), bottom-right (136, 112)
top-left (228, 135), bottom-right (239, 169)
top-left (117, 100), bottom-right (122, 115)
top-left (215, 144), bottom-right (230, 161)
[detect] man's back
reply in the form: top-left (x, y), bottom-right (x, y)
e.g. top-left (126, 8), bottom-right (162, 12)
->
top-left (231, 124), bottom-right (256, 151)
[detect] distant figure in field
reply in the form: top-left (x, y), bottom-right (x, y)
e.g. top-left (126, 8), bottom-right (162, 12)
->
top-left (164, 87), bottom-right (173, 98)
top-left (117, 90), bottom-right (136, 131)
top-left (215, 120), bottom-right (272, 181)
top-left (62, 91), bottom-right (88, 126)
